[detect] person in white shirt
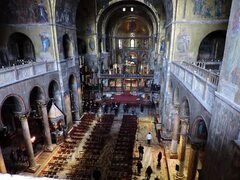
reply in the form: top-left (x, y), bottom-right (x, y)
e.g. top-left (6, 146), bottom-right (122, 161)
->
top-left (146, 132), bottom-right (152, 145)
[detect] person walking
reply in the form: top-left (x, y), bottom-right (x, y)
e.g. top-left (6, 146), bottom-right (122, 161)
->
top-left (16, 147), bottom-right (23, 162)
top-left (136, 160), bottom-right (143, 175)
top-left (92, 167), bottom-right (101, 180)
top-left (146, 132), bottom-right (152, 145)
top-left (145, 165), bottom-right (153, 179)
top-left (138, 144), bottom-right (144, 160)
top-left (157, 151), bottom-right (162, 168)
top-left (10, 149), bottom-right (16, 164)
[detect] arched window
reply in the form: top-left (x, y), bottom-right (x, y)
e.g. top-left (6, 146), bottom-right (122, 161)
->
top-left (130, 39), bottom-right (135, 48)
top-left (6, 32), bottom-right (35, 67)
top-left (119, 39), bottom-right (123, 49)
top-left (63, 34), bottom-right (74, 59)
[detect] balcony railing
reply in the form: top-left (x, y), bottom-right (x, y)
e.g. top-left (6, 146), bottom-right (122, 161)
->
top-left (0, 61), bottom-right (57, 87)
top-left (171, 61), bottom-right (219, 112)
top-left (190, 61), bottom-right (222, 75)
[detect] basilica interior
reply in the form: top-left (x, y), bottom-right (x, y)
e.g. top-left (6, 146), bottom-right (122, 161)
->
top-left (0, 0), bottom-right (239, 180)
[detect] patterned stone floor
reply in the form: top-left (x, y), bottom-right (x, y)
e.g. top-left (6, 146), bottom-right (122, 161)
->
top-left (131, 108), bottom-right (169, 180)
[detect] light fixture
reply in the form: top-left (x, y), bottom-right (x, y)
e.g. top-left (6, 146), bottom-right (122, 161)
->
top-left (122, 7), bottom-right (126, 12)
top-left (31, 136), bottom-right (36, 143)
top-left (131, 7), bottom-right (134, 12)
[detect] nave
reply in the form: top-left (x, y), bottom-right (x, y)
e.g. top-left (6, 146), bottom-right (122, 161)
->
top-left (18, 105), bottom-right (169, 180)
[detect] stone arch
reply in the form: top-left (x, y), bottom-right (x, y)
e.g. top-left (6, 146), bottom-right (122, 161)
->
top-left (197, 30), bottom-right (227, 61)
top-left (28, 86), bottom-right (46, 150)
top-left (48, 80), bottom-right (62, 110)
top-left (63, 34), bottom-right (74, 59)
top-left (191, 116), bottom-right (208, 141)
top-left (6, 32), bottom-right (35, 67)
top-left (29, 86), bottom-right (45, 114)
top-left (0, 95), bottom-right (26, 135)
top-left (180, 97), bottom-right (190, 119)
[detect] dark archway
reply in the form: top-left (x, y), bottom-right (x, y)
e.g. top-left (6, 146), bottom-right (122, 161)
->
top-left (48, 80), bottom-right (62, 111)
top-left (29, 86), bottom-right (45, 153)
top-left (197, 30), bottom-right (226, 61)
top-left (63, 34), bottom-right (74, 59)
top-left (7, 32), bottom-right (35, 67)
top-left (77, 38), bottom-right (87, 55)
top-left (180, 98), bottom-right (190, 118)
top-left (0, 95), bottom-right (25, 173)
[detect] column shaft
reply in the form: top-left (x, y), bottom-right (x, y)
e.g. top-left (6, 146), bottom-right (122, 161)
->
top-left (170, 109), bottom-right (180, 158)
top-left (187, 145), bottom-right (200, 180)
top-left (39, 102), bottom-right (53, 151)
top-left (20, 115), bottom-right (38, 171)
top-left (73, 89), bottom-right (80, 121)
top-left (176, 120), bottom-right (188, 179)
top-left (0, 146), bottom-right (6, 173)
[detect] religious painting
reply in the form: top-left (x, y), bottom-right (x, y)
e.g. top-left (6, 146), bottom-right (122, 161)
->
top-left (89, 38), bottom-right (95, 51)
top-left (85, 24), bottom-right (93, 36)
top-left (176, 29), bottom-right (190, 53)
top-left (39, 32), bottom-right (50, 52)
top-left (56, 0), bottom-right (77, 26)
top-left (0, 0), bottom-right (49, 24)
top-left (37, 0), bottom-right (48, 23)
top-left (192, 0), bottom-right (232, 18)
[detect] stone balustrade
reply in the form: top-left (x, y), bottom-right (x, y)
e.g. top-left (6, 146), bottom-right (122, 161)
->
top-left (0, 61), bottom-right (57, 87)
top-left (171, 61), bottom-right (219, 112)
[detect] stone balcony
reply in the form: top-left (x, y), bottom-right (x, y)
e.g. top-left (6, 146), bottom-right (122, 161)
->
top-left (171, 61), bottom-right (219, 113)
top-left (0, 61), bottom-right (57, 87)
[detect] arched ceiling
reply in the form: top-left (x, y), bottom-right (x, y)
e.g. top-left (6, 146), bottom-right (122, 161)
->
top-left (115, 17), bottom-right (150, 37)
top-left (97, 1), bottom-right (164, 37)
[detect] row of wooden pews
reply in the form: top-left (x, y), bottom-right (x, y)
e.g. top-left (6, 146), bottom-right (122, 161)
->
top-left (66, 114), bottom-right (114, 179)
top-left (107, 115), bottom-right (137, 180)
top-left (40, 113), bottom-right (96, 179)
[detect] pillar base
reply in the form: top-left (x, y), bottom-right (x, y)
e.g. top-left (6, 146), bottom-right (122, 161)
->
top-left (175, 173), bottom-right (184, 180)
top-left (27, 164), bottom-right (40, 173)
top-left (44, 146), bottom-right (53, 152)
top-left (170, 152), bottom-right (178, 159)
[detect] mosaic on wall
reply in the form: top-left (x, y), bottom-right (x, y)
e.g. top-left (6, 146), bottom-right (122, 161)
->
top-left (220, 6), bottom-right (240, 104)
top-left (192, 0), bottom-right (232, 18)
top-left (56, 0), bottom-right (78, 26)
top-left (0, 0), bottom-right (48, 24)
top-left (97, 0), bottom-right (172, 24)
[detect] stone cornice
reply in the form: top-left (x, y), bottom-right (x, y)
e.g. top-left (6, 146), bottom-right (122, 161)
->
top-left (165, 19), bottom-right (229, 28)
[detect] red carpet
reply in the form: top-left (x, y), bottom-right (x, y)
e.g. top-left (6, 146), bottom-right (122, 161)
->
top-left (113, 93), bottom-right (140, 104)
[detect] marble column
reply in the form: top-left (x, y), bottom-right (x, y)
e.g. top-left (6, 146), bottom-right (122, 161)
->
top-left (37, 100), bottom-right (53, 151)
top-left (16, 113), bottom-right (39, 172)
top-left (170, 105), bottom-right (180, 159)
top-left (72, 89), bottom-right (81, 121)
top-left (77, 87), bottom-right (83, 116)
top-left (176, 120), bottom-right (188, 180)
top-left (187, 143), bottom-right (200, 180)
top-left (0, 146), bottom-right (6, 173)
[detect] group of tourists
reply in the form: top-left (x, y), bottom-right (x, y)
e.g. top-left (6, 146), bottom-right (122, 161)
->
top-left (10, 147), bottom-right (28, 164)
top-left (136, 132), bottom-right (162, 179)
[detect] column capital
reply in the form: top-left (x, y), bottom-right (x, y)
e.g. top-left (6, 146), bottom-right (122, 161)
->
top-left (189, 136), bottom-right (206, 149)
top-left (36, 100), bottom-right (47, 107)
top-left (14, 112), bottom-right (29, 121)
top-left (174, 103), bottom-right (180, 109)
